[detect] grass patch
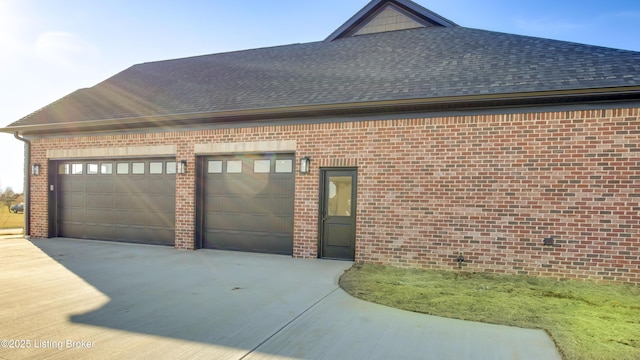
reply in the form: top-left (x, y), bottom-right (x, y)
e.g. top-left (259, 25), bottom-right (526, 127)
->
top-left (340, 264), bottom-right (640, 360)
top-left (0, 207), bottom-right (24, 229)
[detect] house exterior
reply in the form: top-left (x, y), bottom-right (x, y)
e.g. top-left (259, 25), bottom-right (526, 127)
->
top-left (2, 0), bottom-right (639, 283)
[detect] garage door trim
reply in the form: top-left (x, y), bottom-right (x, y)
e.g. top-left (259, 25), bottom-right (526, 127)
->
top-left (50, 157), bottom-right (176, 246)
top-left (195, 153), bottom-right (295, 254)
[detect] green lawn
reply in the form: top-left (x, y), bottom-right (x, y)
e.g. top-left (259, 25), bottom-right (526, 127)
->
top-left (0, 207), bottom-right (24, 229)
top-left (340, 264), bottom-right (640, 360)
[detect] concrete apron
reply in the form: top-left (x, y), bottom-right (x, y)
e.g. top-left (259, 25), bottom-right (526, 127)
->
top-left (0, 238), bottom-right (561, 360)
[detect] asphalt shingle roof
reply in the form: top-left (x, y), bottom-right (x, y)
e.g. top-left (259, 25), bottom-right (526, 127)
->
top-left (9, 26), bottom-right (640, 127)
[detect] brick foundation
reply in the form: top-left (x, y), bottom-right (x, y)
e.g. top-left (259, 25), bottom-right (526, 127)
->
top-left (28, 107), bottom-right (640, 284)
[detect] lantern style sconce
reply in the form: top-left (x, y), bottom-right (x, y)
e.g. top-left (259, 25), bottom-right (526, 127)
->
top-left (31, 163), bottom-right (40, 175)
top-left (299, 156), bottom-right (311, 174)
top-left (177, 160), bottom-right (187, 174)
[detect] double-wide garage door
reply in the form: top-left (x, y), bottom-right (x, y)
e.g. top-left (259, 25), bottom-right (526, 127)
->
top-left (201, 154), bottom-right (295, 255)
top-left (54, 154), bottom-right (295, 253)
top-left (56, 158), bottom-right (176, 245)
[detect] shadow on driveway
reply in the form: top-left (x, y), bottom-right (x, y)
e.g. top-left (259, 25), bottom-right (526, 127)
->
top-left (60, 239), bottom-right (349, 349)
top-left (1, 238), bottom-right (561, 359)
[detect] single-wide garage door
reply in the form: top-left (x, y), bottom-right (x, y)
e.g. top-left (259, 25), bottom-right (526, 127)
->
top-left (56, 159), bottom-right (176, 245)
top-left (202, 154), bottom-right (294, 255)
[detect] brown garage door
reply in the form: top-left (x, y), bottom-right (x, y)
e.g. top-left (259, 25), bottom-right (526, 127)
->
top-left (201, 154), bottom-right (294, 255)
top-left (55, 159), bottom-right (176, 245)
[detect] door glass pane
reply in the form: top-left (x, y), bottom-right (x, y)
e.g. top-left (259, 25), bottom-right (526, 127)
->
top-left (328, 176), bottom-right (352, 217)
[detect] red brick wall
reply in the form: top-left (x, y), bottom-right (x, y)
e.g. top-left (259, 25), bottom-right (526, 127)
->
top-left (28, 108), bottom-right (640, 283)
top-left (29, 145), bottom-right (48, 237)
top-left (175, 141), bottom-right (196, 249)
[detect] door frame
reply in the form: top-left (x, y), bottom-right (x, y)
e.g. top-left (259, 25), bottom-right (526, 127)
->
top-left (195, 156), bottom-right (206, 249)
top-left (318, 167), bottom-right (357, 260)
top-left (48, 159), bottom-right (59, 238)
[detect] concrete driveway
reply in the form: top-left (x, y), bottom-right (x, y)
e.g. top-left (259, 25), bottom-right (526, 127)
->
top-left (0, 228), bottom-right (22, 236)
top-left (0, 238), bottom-right (561, 359)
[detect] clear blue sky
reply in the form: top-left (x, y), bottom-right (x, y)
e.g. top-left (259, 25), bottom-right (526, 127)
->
top-left (1, 0), bottom-right (639, 192)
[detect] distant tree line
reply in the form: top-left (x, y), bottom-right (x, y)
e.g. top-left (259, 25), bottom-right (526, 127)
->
top-left (0, 187), bottom-right (22, 213)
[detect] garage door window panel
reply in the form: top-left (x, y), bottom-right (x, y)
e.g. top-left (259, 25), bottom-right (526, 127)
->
top-left (254, 160), bottom-right (271, 173)
top-left (87, 164), bottom-right (99, 175)
top-left (100, 163), bottom-right (113, 175)
top-left (59, 164), bottom-right (70, 175)
top-left (132, 162), bottom-right (145, 175)
top-left (71, 164), bottom-right (83, 175)
top-left (166, 161), bottom-right (177, 174)
top-left (149, 162), bottom-right (163, 174)
top-left (275, 159), bottom-right (293, 173)
top-left (208, 160), bottom-right (223, 174)
top-left (117, 163), bottom-right (129, 175)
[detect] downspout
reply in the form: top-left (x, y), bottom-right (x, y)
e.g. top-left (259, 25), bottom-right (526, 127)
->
top-left (13, 132), bottom-right (30, 238)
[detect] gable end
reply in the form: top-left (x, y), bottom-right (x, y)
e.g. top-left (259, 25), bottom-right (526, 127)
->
top-left (354, 4), bottom-right (428, 36)
top-left (326, 0), bottom-right (457, 42)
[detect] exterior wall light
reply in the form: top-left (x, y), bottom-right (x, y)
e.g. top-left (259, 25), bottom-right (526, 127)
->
top-left (177, 160), bottom-right (187, 174)
top-left (299, 156), bottom-right (311, 174)
top-left (31, 164), bottom-right (40, 175)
